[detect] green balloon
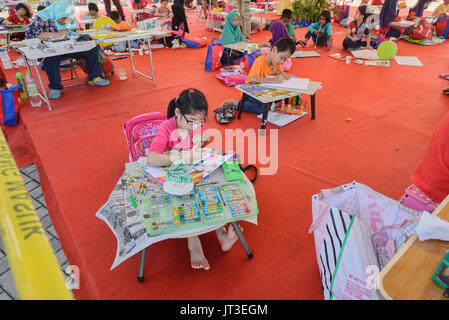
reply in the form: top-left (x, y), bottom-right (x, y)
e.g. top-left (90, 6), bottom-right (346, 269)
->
top-left (377, 41), bottom-right (398, 60)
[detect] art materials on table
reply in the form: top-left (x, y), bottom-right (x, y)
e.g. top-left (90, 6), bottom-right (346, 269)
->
top-left (222, 161), bottom-right (244, 182)
top-left (139, 180), bottom-right (258, 236)
top-left (260, 76), bottom-right (310, 90)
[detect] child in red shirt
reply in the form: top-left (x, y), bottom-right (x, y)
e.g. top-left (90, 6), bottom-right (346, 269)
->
top-left (400, 112), bottom-right (449, 212)
top-left (2, 3), bottom-right (31, 40)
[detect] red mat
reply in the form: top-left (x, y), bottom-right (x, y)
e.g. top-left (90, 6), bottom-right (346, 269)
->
top-left (3, 11), bottom-right (449, 299)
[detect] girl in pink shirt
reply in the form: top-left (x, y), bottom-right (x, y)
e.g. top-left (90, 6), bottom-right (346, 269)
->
top-left (147, 88), bottom-right (241, 270)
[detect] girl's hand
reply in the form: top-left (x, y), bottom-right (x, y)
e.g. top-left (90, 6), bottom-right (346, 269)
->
top-left (314, 30), bottom-right (319, 35)
top-left (183, 149), bottom-right (203, 164)
top-left (282, 73), bottom-right (291, 80)
top-left (3, 20), bottom-right (12, 25)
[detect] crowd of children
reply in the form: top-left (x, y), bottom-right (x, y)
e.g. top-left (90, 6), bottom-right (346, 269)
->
top-left (2, 0), bottom-right (449, 271)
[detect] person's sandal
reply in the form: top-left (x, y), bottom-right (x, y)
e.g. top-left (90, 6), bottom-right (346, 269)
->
top-left (443, 88), bottom-right (449, 95)
top-left (214, 108), bottom-right (230, 124)
top-left (223, 103), bottom-right (237, 120)
top-left (440, 74), bottom-right (449, 80)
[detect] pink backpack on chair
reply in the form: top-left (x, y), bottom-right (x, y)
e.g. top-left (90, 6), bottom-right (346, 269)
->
top-left (123, 112), bottom-right (167, 161)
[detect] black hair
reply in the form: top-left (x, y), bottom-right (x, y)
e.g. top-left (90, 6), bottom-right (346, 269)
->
top-left (281, 9), bottom-right (292, 19)
top-left (37, 5), bottom-right (46, 11)
top-left (160, 0), bottom-right (169, 2)
top-left (357, 5), bottom-right (371, 21)
top-left (134, 0), bottom-right (141, 4)
top-left (110, 10), bottom-right (120, 22)
top-left (167, 89), bottom-right (208, 119)
top-left (88, 3), bottom-right (99, 11)
top-left (318, 10), bottom-right (331, 24)
top-left (272, 37), bottom-right (296, 55)
top-left (15, 3), bottom-right (31, 18)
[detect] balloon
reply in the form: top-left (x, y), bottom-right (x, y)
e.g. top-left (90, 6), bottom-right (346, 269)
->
top-left (376, 40), bottom-right (398, 60)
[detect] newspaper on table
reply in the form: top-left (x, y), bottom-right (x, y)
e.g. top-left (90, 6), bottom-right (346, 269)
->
top-left (96, 156), bottom-right (257, 270)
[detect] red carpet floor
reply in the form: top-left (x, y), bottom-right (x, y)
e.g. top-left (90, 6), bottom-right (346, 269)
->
top-left (2, 9), bottom-right (449, 299)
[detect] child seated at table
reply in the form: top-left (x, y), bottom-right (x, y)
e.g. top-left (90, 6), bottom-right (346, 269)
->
top-left (217, 38), bottom-right (295, 118)
top-left (110, 10), bottom-right (132, 30)
top-left (342, 6), bottom-right (373, 51)
top-left (298, 10), bottom-right (333, 50)
top-left (158, 4), bottom-right (189, 47)
top-left (3, 3), bottom-right (31, 40)
top-left (82, 3), bottom-right (103, 20)
top-left (155, 0), bottom-right (173, 27)
top-left (132, 0), bottom-right (154, 22)
top-left (147, 88), bottom-right (242, 270)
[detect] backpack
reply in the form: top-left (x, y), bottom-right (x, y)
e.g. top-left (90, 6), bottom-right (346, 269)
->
top-left (123, 112), bottom-right (167, 161)
top-left (411, 19), bottom-right (433, 41)
top-left (78, 46), bottom-right (115, 78)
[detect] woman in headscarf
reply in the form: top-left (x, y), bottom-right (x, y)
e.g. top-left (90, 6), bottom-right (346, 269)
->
top-left (220, 10), bottom-right (244, 44)
top-left (172, 3), bottom-right (190, 34)
top-left (379, 0), bottom-right (402, 38)
top-left (25, 0), bottom-right (109, 100)
top-left (268, 19), bottom-right (290, 46)
top-left (219, 10), bottom-right (245, 65)
top-left (409, 0), bottom-right (433, 18)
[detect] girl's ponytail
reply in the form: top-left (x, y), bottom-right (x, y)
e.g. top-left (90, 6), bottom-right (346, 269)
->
top-left (167, 98), bottom-right (177, 118)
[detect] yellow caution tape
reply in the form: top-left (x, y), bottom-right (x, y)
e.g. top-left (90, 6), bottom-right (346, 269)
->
top-left (0, 131), bottom-right (72, 300)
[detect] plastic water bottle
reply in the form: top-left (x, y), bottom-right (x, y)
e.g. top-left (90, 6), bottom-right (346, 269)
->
top-left (25, 72), bottom-right (42, 108)
top-left (15, 72), bottom-right (28, 100)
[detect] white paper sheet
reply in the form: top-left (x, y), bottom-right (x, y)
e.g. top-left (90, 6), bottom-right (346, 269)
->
top-left (416, 211), bottom-right (449, 241)
top-left (365, 60), bottom-right (390, 67)
top-left (257, 111), bottom-right (307, 127)
top-left (260, 77), bottom-right (310, 90)
top-left (351, 49), bottom-right (379, 60)
top-left (394, 56), bottom-right (423, 66)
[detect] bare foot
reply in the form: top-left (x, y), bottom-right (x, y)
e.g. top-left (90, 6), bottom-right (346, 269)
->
top-left (187, 236), bottom-right (210, 270)
top-left (216, 224), bottom-right (243, 252)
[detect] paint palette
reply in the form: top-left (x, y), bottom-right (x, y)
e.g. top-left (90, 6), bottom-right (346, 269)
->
top-left (139, 181), bottom-right (258, 236)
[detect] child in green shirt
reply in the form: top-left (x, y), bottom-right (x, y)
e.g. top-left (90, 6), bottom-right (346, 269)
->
top-left (280, 9), bottom-right (298, 45)
top-left (298, 10), bottom-right (333, 50)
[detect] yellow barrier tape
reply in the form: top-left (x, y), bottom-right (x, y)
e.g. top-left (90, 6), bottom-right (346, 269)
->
top-left (0, 131), bottom-right (72, 300)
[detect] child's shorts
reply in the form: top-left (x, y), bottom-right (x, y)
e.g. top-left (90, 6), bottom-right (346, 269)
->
top-left (399, 184), bottom-right (439, 213)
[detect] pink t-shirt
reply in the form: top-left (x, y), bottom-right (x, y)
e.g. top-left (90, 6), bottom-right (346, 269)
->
top-left (148, 116), bottom-right (202, 154)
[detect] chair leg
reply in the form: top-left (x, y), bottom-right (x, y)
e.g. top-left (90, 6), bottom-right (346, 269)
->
top-left (137, 248), bottom-right (147, 283)
top-left (231, 222), bottom-right (253, 259)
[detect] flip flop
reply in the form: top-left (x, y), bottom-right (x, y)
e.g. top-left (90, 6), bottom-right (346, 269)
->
top-left (443, 88), bottom-right (449, 95)
top-left (440, 74), bottom-right (449, 80)
top-left (223, 103), bottom-right (237, 120)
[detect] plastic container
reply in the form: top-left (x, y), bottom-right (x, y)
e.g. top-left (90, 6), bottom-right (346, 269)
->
top-left (15, 72), bottom-right (28, 100)
top-left (118, 68), bottom-right (127, 80)
top-left (25, 72), bottom-right (42, 107)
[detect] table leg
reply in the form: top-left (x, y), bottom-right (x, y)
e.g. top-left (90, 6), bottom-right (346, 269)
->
top-left (311, 94), bottom-right (316, 120)
top-left (128, 40), bottom-right (136, 76)
top-left (32, 59), bottom-right (52, 112)
top-left (137, 248), bottom-right (147, 283)
top-left (147, 36), bottom-right (156, 87)
top-left (259, 102), bottom-right (270, 136)
top-left (237, 93), bottom-right (246, 120)
top-left (231, 221), bottom-right (253, 259)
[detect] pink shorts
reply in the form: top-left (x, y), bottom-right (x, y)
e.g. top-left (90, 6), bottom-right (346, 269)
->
top-left (399, 184), bottom-right (439, 213)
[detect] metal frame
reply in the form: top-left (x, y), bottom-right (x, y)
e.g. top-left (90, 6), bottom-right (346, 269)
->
top-left (137, 221), bottom-right (253, 283)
